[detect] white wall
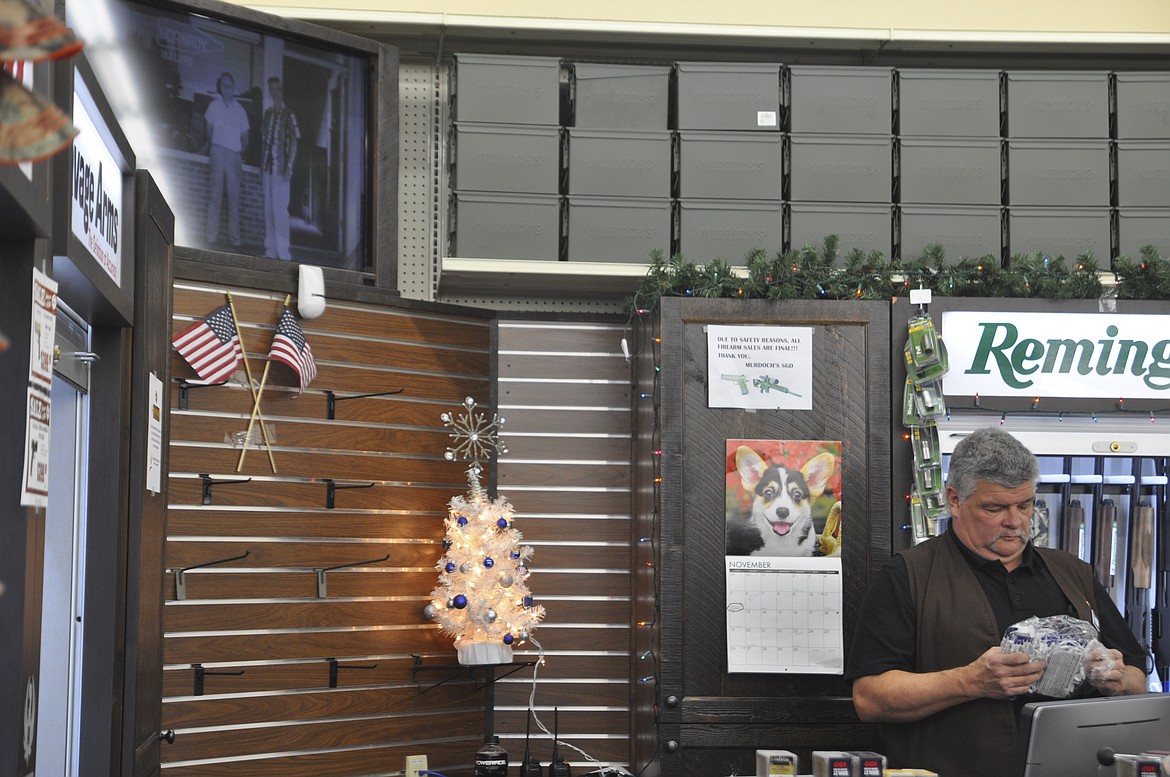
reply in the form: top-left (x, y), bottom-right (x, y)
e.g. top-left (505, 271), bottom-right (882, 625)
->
top-left (240, 0), bottom-right (1170, 40)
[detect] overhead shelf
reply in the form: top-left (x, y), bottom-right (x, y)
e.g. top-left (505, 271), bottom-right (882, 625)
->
top-left (439, 256), bottom-right (753, 297)
top-left (440, 256), bottom-right (652, 296)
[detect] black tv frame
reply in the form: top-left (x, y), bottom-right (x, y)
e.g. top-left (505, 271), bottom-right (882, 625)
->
top-left (63, 0), bottom-right (398, 292)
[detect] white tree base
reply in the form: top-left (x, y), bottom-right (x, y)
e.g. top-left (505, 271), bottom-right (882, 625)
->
top-left (457, 639), bottom-right (514, 666)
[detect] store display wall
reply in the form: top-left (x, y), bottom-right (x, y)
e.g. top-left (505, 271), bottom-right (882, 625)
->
top-left (162, 280), bottom-right (494, 775)
top-left (444, 57), bottom-right (1170, 269)
top-left (632, 298), bottom-right (892, 774)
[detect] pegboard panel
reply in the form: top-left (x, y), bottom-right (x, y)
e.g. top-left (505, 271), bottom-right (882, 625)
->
top-left (397, 60), bottom-right (441, 301)
top-left (400, 58), bottom-right (634, 314)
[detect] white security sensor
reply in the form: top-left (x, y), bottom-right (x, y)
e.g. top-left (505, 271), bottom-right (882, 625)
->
top-left (298, 264), bottom-right (326, 319)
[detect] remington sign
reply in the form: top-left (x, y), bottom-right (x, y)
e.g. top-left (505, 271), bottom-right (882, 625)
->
top-left (942, 311), bottom-right (1170, 398)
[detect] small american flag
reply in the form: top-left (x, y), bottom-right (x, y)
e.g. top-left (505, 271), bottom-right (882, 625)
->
top-left (172, 304), bottom-right (242, 383)
top-left (269, 306), bottom-right (316, 392)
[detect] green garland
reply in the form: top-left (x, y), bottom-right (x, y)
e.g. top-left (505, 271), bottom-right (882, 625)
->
top-left (628, 240), bottom-right (1170, 314)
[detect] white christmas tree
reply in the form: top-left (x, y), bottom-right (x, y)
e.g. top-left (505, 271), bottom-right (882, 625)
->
top-left (426, 397), bottom-right (545, 665)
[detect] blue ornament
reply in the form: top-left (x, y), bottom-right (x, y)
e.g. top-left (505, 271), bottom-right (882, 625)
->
top-left (484, 557), bottom-right (494, 568)
top-left (503, 633), bottom-right (515, 645)
top-left (524, 595), bottom-right (534, 607)
top-left (457, 516), bottom-right (468, 527)
top-left (510, 550), bottom-right (521, 560)
top-left (442, 539), bottom-right (452, 549)
top-left (453, 594), bottom-right (468, 609)
top-left (497, 518), bottom-right (509, 529)
top-left (445, 562), bottom-right (455, 573)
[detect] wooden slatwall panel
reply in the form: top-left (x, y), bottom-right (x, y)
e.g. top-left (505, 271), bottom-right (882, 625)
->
top-left (494, 320), bottom-right (634, 769)
top-left (164, 282), bottom-right (493, 777)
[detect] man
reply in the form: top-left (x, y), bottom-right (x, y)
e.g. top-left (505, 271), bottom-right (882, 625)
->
top-left (848, 426), bottom-right (1147, 777)
top-left (260, 76), bottom-right (299, 261)
top-left (204, 71), bottom-right (250, 248)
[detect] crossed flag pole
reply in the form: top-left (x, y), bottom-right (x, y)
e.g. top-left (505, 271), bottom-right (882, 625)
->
top-left (172, 292), bottom-right (317, 475)
top-left (233, 294), bottom-right (289, 472)
top-left (236, 293), bottom-right (317, 470)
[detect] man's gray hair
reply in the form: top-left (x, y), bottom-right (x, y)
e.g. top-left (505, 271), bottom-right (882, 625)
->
top-left (946, 426), bottom-right (1039, 502)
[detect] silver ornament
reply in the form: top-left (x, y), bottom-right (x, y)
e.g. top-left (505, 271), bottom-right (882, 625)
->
top-left (485, 608), bottom-right (498, 623)
top-left (498, 574), bottom-right (514, 588)
top-left (519, 630), bottom-right (529, 640)
top-left (447, 598), bottom-right (455, 609)
top-left (423, 603), bottom-right (437, 620)
top-left (459, 562), bottom-right (471, 574)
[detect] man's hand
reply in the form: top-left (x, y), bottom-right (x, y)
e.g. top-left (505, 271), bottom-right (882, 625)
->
top-left (966, 647), bottom-right (1046, 699)
top-left (1084, 646), bottom-right (1146, 696)
top-left (852, 646), bottom-right (1046, 723)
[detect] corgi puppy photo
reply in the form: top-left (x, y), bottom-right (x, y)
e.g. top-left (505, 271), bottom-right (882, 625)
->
top-left (726, 445), bottom-right (839, 557)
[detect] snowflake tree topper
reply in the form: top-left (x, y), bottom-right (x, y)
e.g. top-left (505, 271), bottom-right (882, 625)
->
top-left (442, 397), bottom-right (508, 477)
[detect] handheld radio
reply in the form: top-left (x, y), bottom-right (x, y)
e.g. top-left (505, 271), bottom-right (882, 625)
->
top-left (548, 707), bottom-right (571, 777)
top-left (519, 709), bottom-right (542, 777)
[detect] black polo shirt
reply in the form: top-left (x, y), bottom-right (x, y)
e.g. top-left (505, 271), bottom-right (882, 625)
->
top-left (846, 530), bottom-right (1147, 687)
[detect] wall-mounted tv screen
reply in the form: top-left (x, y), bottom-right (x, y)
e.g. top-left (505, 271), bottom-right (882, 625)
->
top-left (69, 0), bottom-right (396, 282)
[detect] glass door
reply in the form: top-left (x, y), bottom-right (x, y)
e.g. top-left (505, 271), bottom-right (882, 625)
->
top-left (36, 310), bottom-right (91, 777)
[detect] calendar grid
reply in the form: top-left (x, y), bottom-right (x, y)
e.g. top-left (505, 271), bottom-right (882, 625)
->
top-left (725, 557), bottom-right (845, 674)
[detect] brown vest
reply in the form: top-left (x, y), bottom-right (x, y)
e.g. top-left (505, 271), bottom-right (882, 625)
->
top-left (881, 537), bottom-right (1095, 777)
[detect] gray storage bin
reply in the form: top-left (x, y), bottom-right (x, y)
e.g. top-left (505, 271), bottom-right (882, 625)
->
top-left (570, 63), bottom-right (670, 129)
top-left (787, 134), bottom-right (893, 203)
top-left (896, 69), bottom-right (1002, 137)
top-left (787, 202), bottom-right (893, 261)
top-left (566, 196), bottom-right (671, 262)
top-left (675, 199), bottom-right (784, 263)
top-left (1114, 72), bottom-right (1170, 139)
top-left (451, 191), bottom-right (561, 260)
top-left (1007, 206), bottom-right (1111, 260)
top-left (1117, 208), bottom-right (1170, 258)
top-left (899, 204), bottom-right (1002, 261)
top-left (787, 65), bottom-right (893, 135)
top-left (675, 131), bottom-right (783, 200)
top-left (566, 128), bottom-right (671, 197)
top-left (899, 137), bottom-right (1002, 206)
top-left (453, 123), bottom-right (563, 194)
top-left (452, 53), bottom-right (561, 125)
top-left (1006, 139), bottom-right (1111, 207)
top-left (1116, 140), bottom-right (1170, 207)
top-left (673, 62), bottom-right (782, 131)
top-left (1005, 71), bottom-right (1109, 138)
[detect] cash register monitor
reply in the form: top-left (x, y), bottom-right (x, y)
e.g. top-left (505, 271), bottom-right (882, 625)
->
top-left (1014, 693), bottom-right (1170, 777)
